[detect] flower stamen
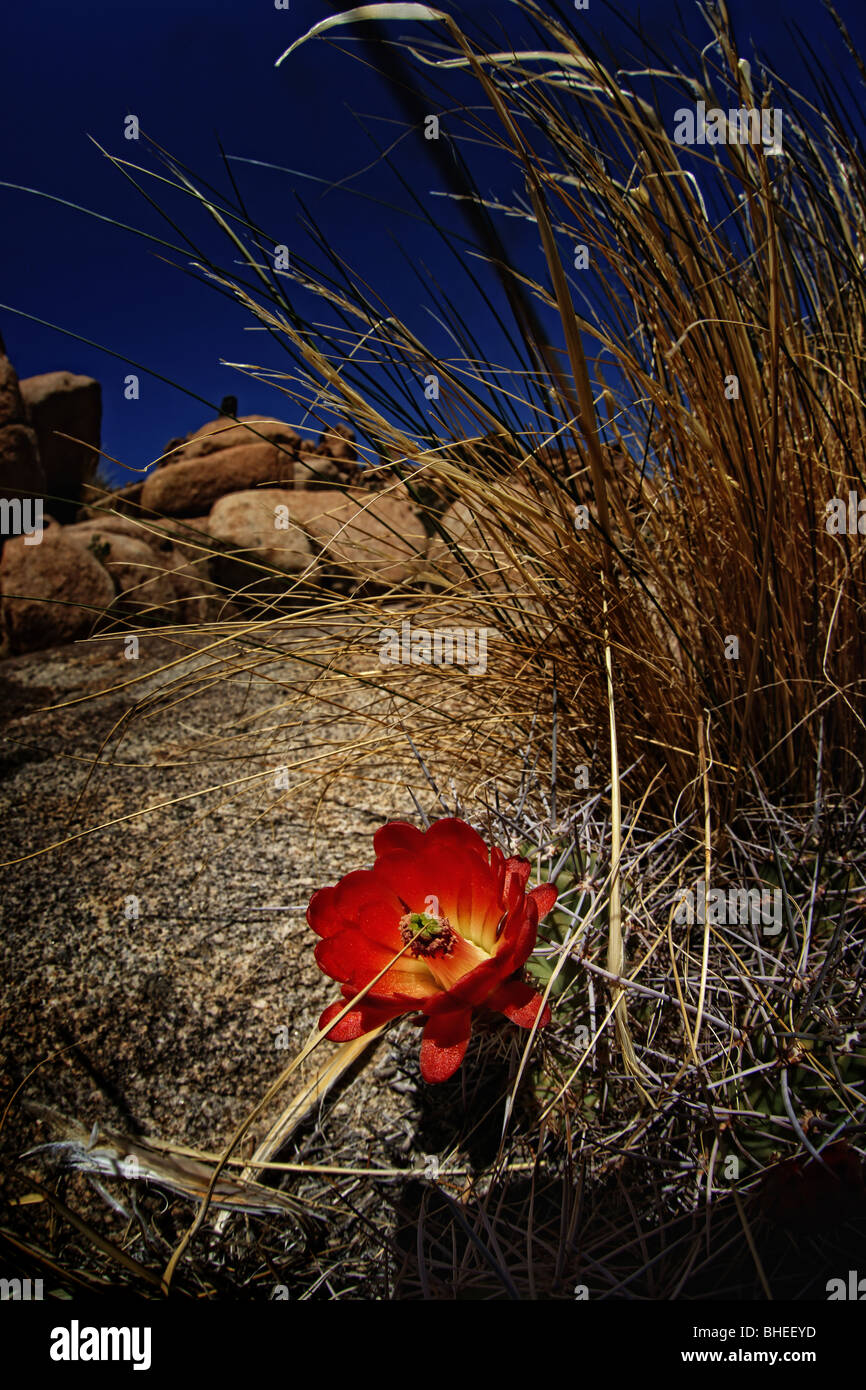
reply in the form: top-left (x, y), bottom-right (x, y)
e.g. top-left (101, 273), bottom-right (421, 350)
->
top-left (400, 910), bottom-right (456, 958)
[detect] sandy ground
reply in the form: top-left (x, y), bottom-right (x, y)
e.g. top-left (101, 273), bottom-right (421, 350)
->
top-left (0, 626), bottom-right (421, 1166)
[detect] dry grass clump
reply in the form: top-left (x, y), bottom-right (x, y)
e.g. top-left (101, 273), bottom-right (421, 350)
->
top-left (71, 0), bottom-right (864, 814)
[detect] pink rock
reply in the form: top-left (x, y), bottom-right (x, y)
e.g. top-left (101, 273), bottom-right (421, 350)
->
top-left (289, 487), bottom-right (427, 587)
top-left (18, 370), bottom-right (101, 519)
top-left (208, 489), bottom-right (317, 581)
top-left (67, 517), bottom-right (218, 623)
top-left (0, 350), bottom-right (27, 427)
top-left (64, 524), bottom-right (179, 613)
top-left (79, 479), bottom-right (146, 518)
top-left (0, 423), bottom-right (46, 502)
top-left (140, 442), bottom-right (296, 516)
top-left (0, 527), bottom-right (114, 652)
top-left (167, 415), bottom-right (302, 465)
top-left (316, 422), bottom-right (357, 464)
top-left (292, 454), bottom-right (343, 488)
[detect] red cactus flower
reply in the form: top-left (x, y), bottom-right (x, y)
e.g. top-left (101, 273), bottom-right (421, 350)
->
top-left (308, 818), bottom-right (557, 1083)
top-left (756, 1140), bottom-right (866, 1231)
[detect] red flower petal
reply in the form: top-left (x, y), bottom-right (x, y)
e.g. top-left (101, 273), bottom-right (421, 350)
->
top-left (374, 845), bottom-right (501, 950)
top-left (420, 845), bottom-right (500, 944)
top-left (357, 901), bottom-right (404, 949)
top-left (333, 868), bottom-right (402, 929)
top-left (487, 980), bottom-right (551, 1029)
top-left (316, 929), bottom-right (432, 999)
top-left (419, 1008), bottom-right (474, 1083)
top-left (504, 856), bottom-right (531, 899)
top-left (315, 928), bottom-right (392, 983)
top-left (490, 845), bottom-right (506, 896)
top-left (529, 882), bottom-right (557, 920)
top-left (373, 849), bottom-right (447, 915)
top-left (373, 821), bottom-right (427, 856)
top-left (498, 894), bottom-right (540, 970)
top-left (424, 818), bottom-right (491, 862)
top-left (318, 997), bottom-right (406, 1041)
top-left (307, 885), bottom-right (342, 938)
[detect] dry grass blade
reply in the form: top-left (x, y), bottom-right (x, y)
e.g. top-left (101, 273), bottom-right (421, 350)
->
top-left (212, 1030), bottom-right (385, 1234)
top-left (21, 1105), bottom-right (307, 1218)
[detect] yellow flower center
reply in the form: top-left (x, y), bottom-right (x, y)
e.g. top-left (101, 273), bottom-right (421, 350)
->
top-left (399, 909), bottom-right (491, 990)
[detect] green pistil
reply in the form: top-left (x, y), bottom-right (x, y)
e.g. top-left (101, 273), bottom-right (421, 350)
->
top-left (399, 910), bottom-right (456, 958)
top-left (405, 911), bottom-right (443, 940)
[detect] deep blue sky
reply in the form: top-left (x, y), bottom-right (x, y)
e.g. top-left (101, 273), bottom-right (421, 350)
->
top-left (2, 0), bottom-right (865, 485)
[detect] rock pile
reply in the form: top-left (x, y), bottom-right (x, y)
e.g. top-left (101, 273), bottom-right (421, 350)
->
top-left (3, 337), bottom-right (638, 658)
top-left (0, 340), bottom-right (433, 655)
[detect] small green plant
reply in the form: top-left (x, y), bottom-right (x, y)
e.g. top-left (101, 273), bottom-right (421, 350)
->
top-left (86, 534), bottom-right (110, 565)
